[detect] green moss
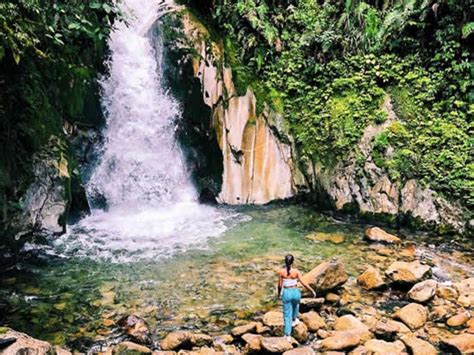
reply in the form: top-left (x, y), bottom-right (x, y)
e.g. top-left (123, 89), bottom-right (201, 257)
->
top-left (0, 327), bottom-right (10, 335)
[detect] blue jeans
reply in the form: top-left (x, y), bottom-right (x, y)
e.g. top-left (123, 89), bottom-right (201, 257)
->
top-left (282, 288), bottom-right (301, 336)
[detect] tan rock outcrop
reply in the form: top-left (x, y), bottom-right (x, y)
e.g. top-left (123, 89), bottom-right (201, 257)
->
top-left (263, 311), bottom-right (284, 327)
top-left (293, 322), bottom-right (308, 343)
top-left (446, 311), bottom-right (470, 327)
top-left (160, 332), bottom-right (212, 351)
top-left (440, 333), bottom-right (474, 354)
top-left (357, 266), bottom-right (385, 290)
top-left (283, 347), bottom-right (315, 355)
top-left (454, 278), bottom-right (474, 307)
top-left (364, 227), bottom-right (401, 244)
top-left (301, 260), bottom-right (348, 292)
top-left (400, 335), bottom-right (437, 355)
top-left (363, 339), bottom-right (406, 355)
top-left (113, 341), bottom-right (152, 354)
top-left (320, 331), bottom-right (364, 351)
top-left (394, 303), bottom-right (428, 329)
top-left (385, 261), bottom-right (430, 284)
top-left (407, 280), bottom-right (437, 302)
top-left (300, 311), bottom-right (326, 332)
top-left (261, 337), bottom-right (295, 353)
top-left (231, 322), bottom-right (258, 336)
top-left (0, 328), bottom-right (71, 355)
top-left (372, 318), bottom-right (411, 336)
top-left (241, 333), bottom-right (263, 352)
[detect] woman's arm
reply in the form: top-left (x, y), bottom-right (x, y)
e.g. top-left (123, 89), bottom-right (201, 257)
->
top-left (298, 271), bottom-right (316, 297)
top-left (277, 271), bottom-right (283, 298)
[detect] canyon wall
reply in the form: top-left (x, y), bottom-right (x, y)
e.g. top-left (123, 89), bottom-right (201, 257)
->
top-left (180, 13), bottom-right (302, 204)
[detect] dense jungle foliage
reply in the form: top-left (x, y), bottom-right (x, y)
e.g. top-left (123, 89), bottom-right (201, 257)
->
top-left (193, 0), bottom-right (473, 208)
top-left (0, 0), bottom-right (119, 225)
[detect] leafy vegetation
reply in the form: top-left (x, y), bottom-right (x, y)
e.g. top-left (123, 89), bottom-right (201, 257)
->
top-left (0, 0), bottom-right (119, 225)
top-left (197, 0), bottom-right (472, 207)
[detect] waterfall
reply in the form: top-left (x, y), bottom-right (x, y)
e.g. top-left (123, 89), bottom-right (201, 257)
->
top-left (53, 0), bottom-right (243, 262)
top-left (88, 0), bottom-right (194, 207)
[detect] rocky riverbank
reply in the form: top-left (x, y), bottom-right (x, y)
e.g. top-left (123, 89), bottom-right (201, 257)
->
top-left (1, 227), bottom-right (473, 355)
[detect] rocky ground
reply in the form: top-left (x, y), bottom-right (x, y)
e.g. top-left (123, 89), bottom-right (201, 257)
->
top-left (1, 227), bottom-right (473, 354)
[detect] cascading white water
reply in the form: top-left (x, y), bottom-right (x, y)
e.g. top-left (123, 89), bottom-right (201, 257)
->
top-left (88, 0), bottom-right (195, 207)
top-left (53, 0), bottom-right (243, 262)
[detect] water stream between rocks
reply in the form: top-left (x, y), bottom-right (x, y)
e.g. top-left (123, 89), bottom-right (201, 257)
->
top-left (1, 204), bottom-right (472, 351)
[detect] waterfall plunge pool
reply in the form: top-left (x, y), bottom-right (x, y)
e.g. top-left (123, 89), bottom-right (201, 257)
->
top-left (0, 203), bottom-right (473, 351)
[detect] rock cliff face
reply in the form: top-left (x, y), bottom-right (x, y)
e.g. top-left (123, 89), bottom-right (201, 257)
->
top-left (173, 11), bottom-right (468, 232)
top-left (180, 13), bottom-right (301, 204)
top-left (305, 96), bottom-right (467, 233)
top-left (7, 136), bottom-right (89, 242)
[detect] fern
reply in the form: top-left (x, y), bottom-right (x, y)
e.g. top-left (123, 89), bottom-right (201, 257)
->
top-left (462, 22), bottom-right (474, 39)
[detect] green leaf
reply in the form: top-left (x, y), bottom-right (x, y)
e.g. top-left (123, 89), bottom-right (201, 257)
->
top-left (12, 51), bottom-right (20, 64)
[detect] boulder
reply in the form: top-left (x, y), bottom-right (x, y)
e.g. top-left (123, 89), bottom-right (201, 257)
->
top-left (334, 315), bottom-right (369, 333)
top-left (431, 305), bottom-right (452, 321)
top-left (447, 311), bottom-right (470, 327)
top-left (213, 334), bottom-right (233, 345)
top-left (14, 144), bottom-right (73, 237)
top-left (186, 347), bottom-right (223, 355)
top-left (301, 260), bottom-right (348, 292)
top-left (317, 329), bottom-right (330, 339)
top-left (357, 267), bottom-right (385, 290)
top-left (349, 346), bottom-right (368, 355)
top-left (231, 322), bottom-right (258, 336)
top-left (241, 333), bottom-right (263, 352)
top-left (325, 293), bottom-right (341, 303)
top-left (261, 337), bottom-right (295, 353)
top-left (363, 339), bottom-right (406, 354)
top-left (299, 298), bottom-right (325, 312)
top-left (364, 227), bottom-right (401, 244)
top-left (0, 328), bottom-right (71, 355)
top-left (333, 315), bottom-right (373, 344)
top-left (293, 322), bottom-right (308, 343)
top-left (160, 332), bottom-right (212, 351)
top-left (161, 332), bottom-right (194, 351)
top-left (440, 333), bottom-right (474, 354)
top-left (256, 322), bottom-right (271, 334)
top-left (400, 335), bottom-right (437, 355)
top-left (263, 311), bottom-right (284, 327)
top-left (118, 314), bottom-right (150, 343)
top-left (454, 278), bottom-right (474, 307)
top-left (436, 285), bottom-right (458, 301)
top-left (385, 261), bottom-right (430, 284)
top-left (320, 331), bottom-right (363, 351)
top-left (372, 318), bottom-right (411, 338)
top-left (113, 341), bottom-right (152, 354)
top-left (407, 280), bottom-right (437, 302)
top-left (300, 311), bottom-right (326, 332)
top-left (394, 303), bottom-right (428, 329)
top-left (192, 334), bottom-right (213, 347)
top-left (283, 347), bottom-right (315, 355)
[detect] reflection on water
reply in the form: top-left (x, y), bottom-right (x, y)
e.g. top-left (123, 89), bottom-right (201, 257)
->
top-left (0, 204), bottom-right (472, 351)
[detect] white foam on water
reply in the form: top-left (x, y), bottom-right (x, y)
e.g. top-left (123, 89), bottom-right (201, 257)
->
top-left (54, 0), bottom-right (245, 262)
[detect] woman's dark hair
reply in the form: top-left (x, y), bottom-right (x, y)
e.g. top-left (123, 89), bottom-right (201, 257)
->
top-left (285, 254), bottom-right (294, 276)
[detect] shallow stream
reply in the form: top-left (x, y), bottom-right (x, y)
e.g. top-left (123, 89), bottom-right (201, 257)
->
top-left (1, 204), bottom-right (472, 351)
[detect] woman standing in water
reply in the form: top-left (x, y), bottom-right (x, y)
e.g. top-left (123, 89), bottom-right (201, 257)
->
top-left (277, 254), bottom-right (316, 340)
